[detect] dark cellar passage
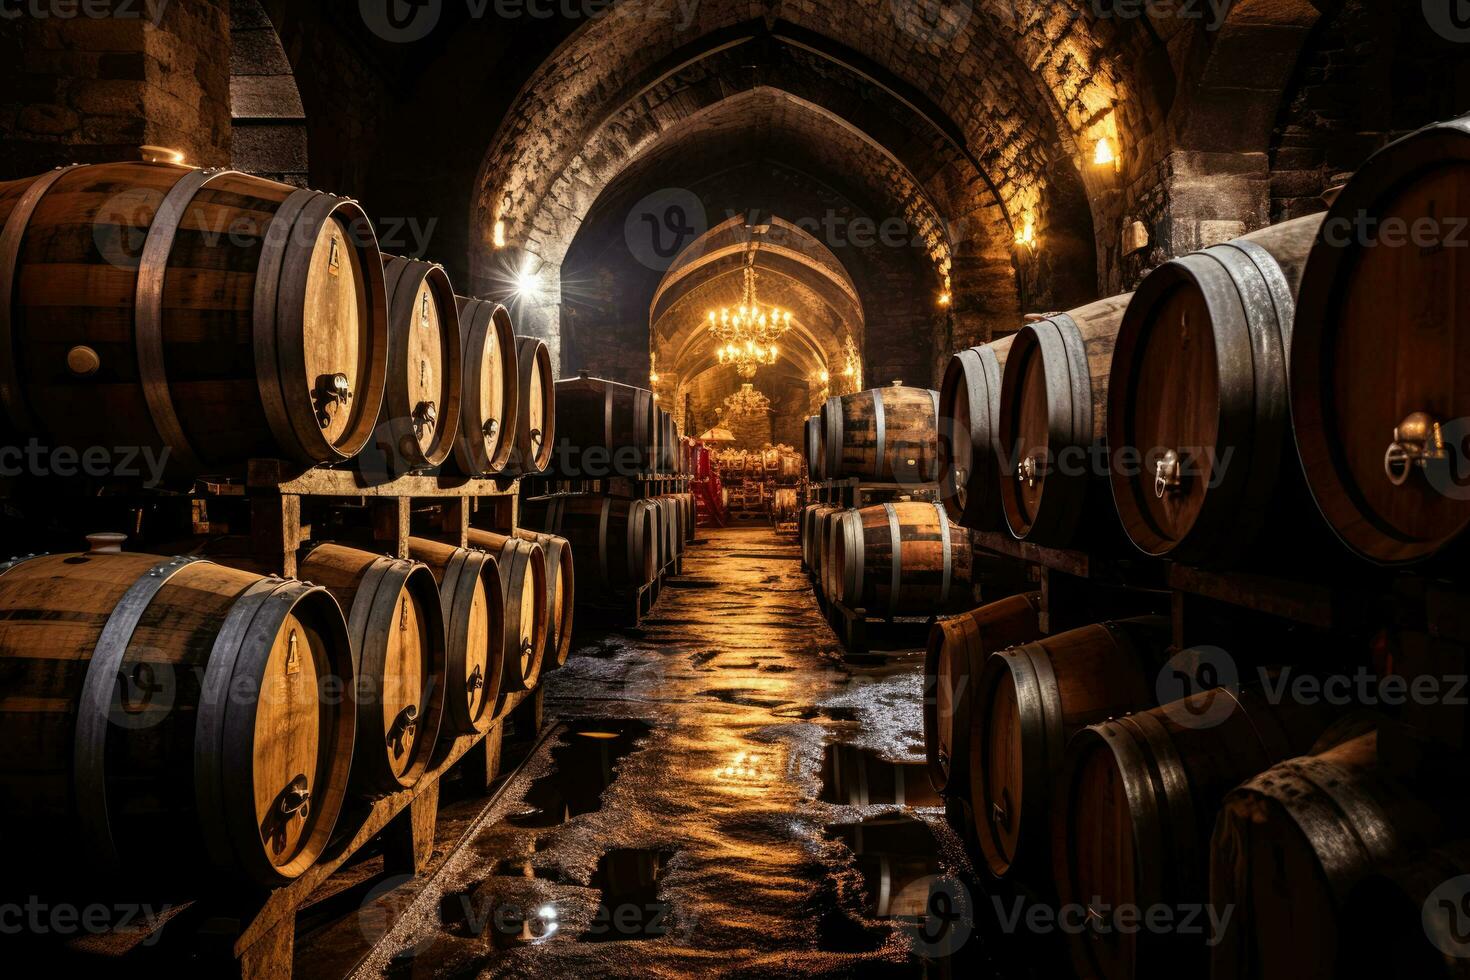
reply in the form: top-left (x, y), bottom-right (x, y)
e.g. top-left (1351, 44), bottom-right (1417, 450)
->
top-left (334, 526), bottom-right (1013, 979)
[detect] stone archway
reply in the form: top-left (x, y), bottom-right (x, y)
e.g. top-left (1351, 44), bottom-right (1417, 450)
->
top-left (228, 0), bottom-right (308, 185)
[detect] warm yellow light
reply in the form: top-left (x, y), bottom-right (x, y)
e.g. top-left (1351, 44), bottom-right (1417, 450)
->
top-left (938, 292), bottom-right (951, 307)
top-left (493, 220), bottom-right (507, 249)
top-left (843, 364), bottom-right (854, 377)
top-left (1015, 219), bottom-right (1037, 251)
top-left (1094, 137), bottom-right (1118, 170)
top-left (819, 369), bottom-right (830, 384)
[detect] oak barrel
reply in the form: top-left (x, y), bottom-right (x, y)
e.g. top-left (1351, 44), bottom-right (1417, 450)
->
top-left (969, 617), bottom-right (1169, 877)
top-left (922, 592), bottom-right (1043, 795)
top-left (1108, 216), bottom-right (1324, 562)
top-left (553, 373), bottom-right (656, 477)
top-left (1289, 115), bottom-right (1470, 564)
top-left (453, 297), bottom-right (519, 475)
top-left (0, 544), bottom-right (356, 888)
top-left (515, 528), bottom-right (576, 671)
top-left (805, 416), bottom-right (824, 481)
top-left (828, 501), bottom-right (973, 616)
top-left (0, 162), bottom-right (389, 471)
top-left (298, 544), bottom-right (447, 794)
top-left (377, 255), bottom-right (462, 471)
top-left (519, 494), bottom-right (659, 594)
top-left (939, 336), bottom-right (1014, 530)
top-left (822, 384), bottom-right (941, 485)
top-left (1052, 687), bottom-right (1332, 980)
top-left (465, 529), bottom-right (550, 694)
top-left (504, 336), bottom-right (555, 475)
top-left (803, 503), bottom-right (841, 572)
top-left (1210, 731), bottom-right (1453, 979)
top-left (407, 537), bottom-right (503, 736)
top-left (814, 506), bottom-right (852, 598)
top-left (997, 294), bottom-right (1133, 545)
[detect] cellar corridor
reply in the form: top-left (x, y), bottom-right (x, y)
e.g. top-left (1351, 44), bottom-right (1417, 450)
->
top-left (339, 526), bottom-right (992, 978)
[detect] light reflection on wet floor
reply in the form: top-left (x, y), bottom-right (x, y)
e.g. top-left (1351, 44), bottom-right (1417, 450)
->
top-left (351, 526), bottom-right (1037, 979)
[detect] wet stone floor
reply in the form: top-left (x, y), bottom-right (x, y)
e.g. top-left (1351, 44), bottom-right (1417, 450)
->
top-left (344, 526), bottom-right (1052, 979)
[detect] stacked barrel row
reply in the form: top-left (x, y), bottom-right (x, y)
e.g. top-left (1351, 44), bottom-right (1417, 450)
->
top-left (519, 374), bottom-right (695, 607)
top-left (800, 383), bottom-right (974, 618)
top-left (924, 596), bottom-right (1470, 978)
top-left (0, 527), bottom-right (569, 895)
top-left (938, 113), bottom-right (1470, 569)
top-left (0, 160), bottom-right (556, 480)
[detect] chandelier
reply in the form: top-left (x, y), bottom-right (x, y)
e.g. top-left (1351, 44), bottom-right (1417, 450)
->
top-left (708, 265), bottom-right (791, 379)
top-left (722, 383), bottom-right (771, 421)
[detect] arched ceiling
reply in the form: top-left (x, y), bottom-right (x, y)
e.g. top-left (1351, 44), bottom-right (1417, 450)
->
top-left (474, 2), bottom-right (1171, 291)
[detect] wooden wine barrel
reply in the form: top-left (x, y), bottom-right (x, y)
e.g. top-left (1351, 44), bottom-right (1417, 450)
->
top-left (1052, 688), bottom-right (1332, 980)
top-left (1339, 839), bottom-right (1470, 978)
top-left (465, 530), bottom-right (549, 694)
top-left (1108, 216), bottom-right (1324, 562)
top-left (515, 529), bottom-right (576, 671)
top-left (652, 495), bottom-right (682, 568)
top-left (298, 544), bottom-right (447, 795)
top-left (828, 501), bottom-right (973, 615)
top-left (453, 297), bottom-right (519, 475)
top-left (679, 490), bottom-right (698, 543)
top-left (805, 416), bottom-right (823, 481)
top-left (657, 410), bottom-right (678, 474)
top-left (0, 544), bottom-right (355, 889)
top-left (997, 294), bottom-right (1133, 545)
top-left (969, 617), bottom-right (1169, 877)
top-left (377, 255), bottom-right (462, 471)
top-left (1290, 116), bottom-right (1470, 564)
top-left (922, 592), bottom-right (1043, 795)
top-left (803, 503), bottom-right (841, 571)
top-left (504, 337), bottom-right (555, 476)
top-left (1211, 732), bottom-right (1451, 979)
top-left (554, 373), bottom-right (656, 477)
top-left (939, 337), bottom-right (1014, 530)
top-left (0, 162), bottom-right (389, 471)
top-left (822, 384), bottom-right (941, 485)
top-left (406, 537), bottom-right (503, 736)
top-left (519, 494), bottom-right (659, 594)
top-left (772, 488), bottom-right (799, 523)
top-left (815, 507), bottom-right (851, 598)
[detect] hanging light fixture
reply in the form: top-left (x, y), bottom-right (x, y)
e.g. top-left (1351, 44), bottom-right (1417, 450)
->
top-left (707, 264), bottom-right (791, 379)
top-left (721, 383), bottom-right (772, 420)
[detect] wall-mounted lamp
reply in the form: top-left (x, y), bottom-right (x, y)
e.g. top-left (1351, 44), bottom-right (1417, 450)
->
top-left (1014, 219), bottom-right (1038, 253)
top-left (1093, 137), bottom-right (1120, 173)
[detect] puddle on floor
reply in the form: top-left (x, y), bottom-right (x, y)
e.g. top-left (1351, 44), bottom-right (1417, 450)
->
top-left (821, 743), bottom-right (941, 808)
top-left (581, 848), bottom-right (675, 943)
top-left (505, 719), bottom-right (652, 828)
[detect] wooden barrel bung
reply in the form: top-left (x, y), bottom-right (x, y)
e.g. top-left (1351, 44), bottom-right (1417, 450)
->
top-left (0, 545), bottom-right (355, 888)
top-left (406, 537), bottom-right (504, 736)
top-left (1210, 731), bottom-right (1452, 979)
top-left (1108, 215), bottom-right (1324, 563)
top-left (554, 373), bottom-right (657, 477)
top-left (822, 384), bottom-right (942, 485)
top-left (0, 161), bottom-right (389, 471)
top-left (830, 501), bottom-right (974, 616)
top-left (922, 592), bottom-right (1044, 795)
top-left (997, 294), bottom-right (1133, 545)
top-left (519, 494), bottom-right (659, 594)
top-left (968, 617), bottom-right (1169, 878)
top-left (1052, 687), bottom-right (1333, 980)
top-left (297, 544), bottom-right (447, 795)
top-left (465, 529), bottom-right (549, 694)
top-left (1289, 115), bottom-right (1470, 564)
top-left (453, 297), bottom-right (520, 476)
top-left (939, 336), bottom-right (1015, 530)
top-left (515, 528), bottom-right (576, 671)
top-left (504, 337), bottom-right (555, 476)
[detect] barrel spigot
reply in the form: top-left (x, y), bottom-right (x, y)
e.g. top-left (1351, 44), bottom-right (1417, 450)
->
top-left (413, 400), bottom-right (438, 439)
top-left (1018, 454), bottom-right (1042, 488)
top-left (1384, 411), bottom-right (1448, 487)
top-left (1155, 449), bottom-right (1183, 498)
top-left (314, 372), bottom-right (352, 429)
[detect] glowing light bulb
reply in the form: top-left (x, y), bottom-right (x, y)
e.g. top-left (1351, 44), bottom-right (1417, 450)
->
top-left (1094, 137), bottom-right (1117, 169)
